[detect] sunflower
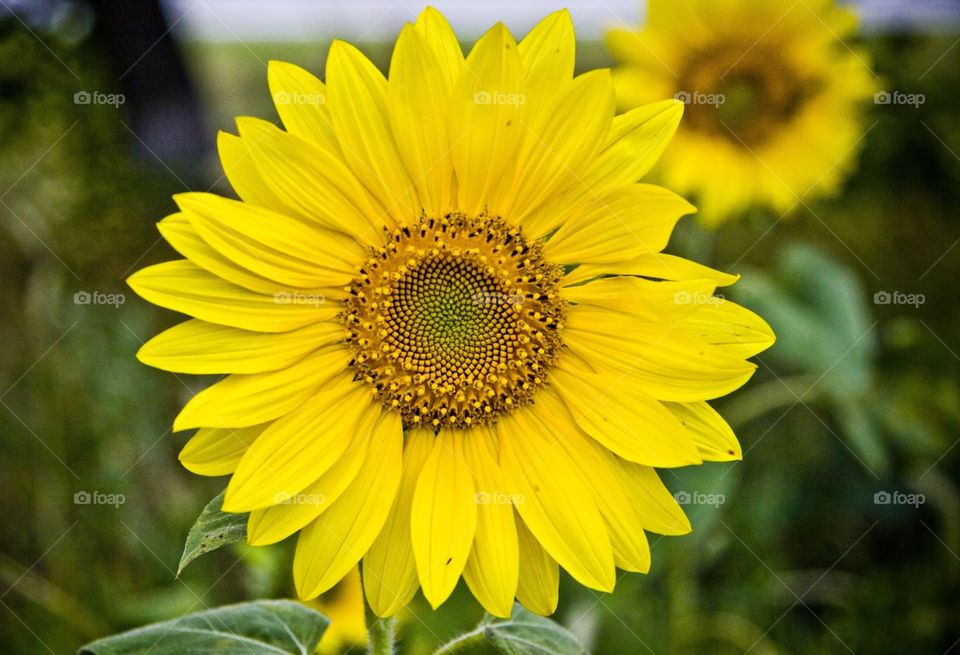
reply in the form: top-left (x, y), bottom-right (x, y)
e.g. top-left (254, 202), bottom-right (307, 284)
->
top-left (129, 7), bottom-right (774, 618)
top-left (607, 0), bottom-right (877, 226)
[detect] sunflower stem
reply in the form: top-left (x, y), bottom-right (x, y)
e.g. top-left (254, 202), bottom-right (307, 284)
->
top-left (432, 627), bottom-right (486, 655)
top-left (366, 608), bottom-right (396, 655)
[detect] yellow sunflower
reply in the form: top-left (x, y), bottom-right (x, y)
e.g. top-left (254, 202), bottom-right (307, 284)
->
top-left (129, 8), bottom-right (774, 618)
top-left (607, 0), bottom-right (877, 226)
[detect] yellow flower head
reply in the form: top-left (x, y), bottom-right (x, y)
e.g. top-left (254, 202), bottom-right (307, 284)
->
top-left (608, 0), bottom-right (878, 225)
top-left (129, 8), bottom-right (774, 618)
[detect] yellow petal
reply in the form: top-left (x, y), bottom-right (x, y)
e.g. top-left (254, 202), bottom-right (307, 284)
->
top-left (544, 184), bottom-right (695, 264)
top-left (294, 411), bottom-right (404, 599)
top-left (551, 358), bottom-right (702, 467)
top-left (157, 214), bottom-right (283, 295)
top-left (267, 60), bottom-right (336, 149)
top-left (497, 410), bottom-right (615, 591)
top-left (664, 401), bottom-right (742, 462)
top-left (671, 300), bottom-right (776, 359)
top-left (128, 260), bottom-right (337, 332)
top-left (173, 346), bottom-right (350, 432)
top-left (583, 99), bottom-right (683, 188)
top-left (363, 428), bottom-right (434, 617)
top-left (461, 428), bottom-right (519, 618)
top-left (514, 513), bottom-right (559, 616)
top-left (179, 423), bottom-right (267, 476)
top-left (563, 252), bottom-right (741, 287)
top-left (518, 9), bottom-right (575, 94)
top-left (326, 40), bottom-right (420, 224)
top-left (413, 7), bottom-right (464, 89)
top-left (449, 23), bottom-right (524, 215)
top-left (411, 430), bottom-right (477, 608)
top-left (235, 117), bottom-right (384, 241)
top-left (246, 403), bottom-right (379, 545)
top-left (216, 131), bottom-right (284, 211)
top-left (137, 319), bottom-right (345, 375)
top-left (564, 305), bottom-right (757, 402)
top-left (223, 374), bottom-right (368, 511)
top-left (176, 192), bottom-right (364, 288)
top-left (608, 456), bottom-right (691, 535)
top-left (532, 392), bottom-right (651, 573)
top-left (561, 276), bottom-right (716, 320)
top-left (387, 24), bottom-right (454, 216)
top-left (500, 69), bottom-right (613, 224)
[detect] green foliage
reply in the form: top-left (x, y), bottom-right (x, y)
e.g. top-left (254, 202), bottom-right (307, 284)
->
top-left (481, 605), bottom-right (586, 655)
top-left (178, 492), bottom-right (249, 576)
top-left (78, 600), bottom-right (329, 654)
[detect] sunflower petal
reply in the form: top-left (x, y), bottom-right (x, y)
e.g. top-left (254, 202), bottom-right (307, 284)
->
top-left (223, 374), bottom-right (367, 511)
top-left (664, 401), bottom-right (742, 461)
top-left (450, 23), bottom-right (524, 215)
top-left (137, 319), bottom-right (345, 375)
top-left (363, 428), bottom-right (434, 617)
top-left (245, 403), bottom-right (379, 545)
top-left (216, 131), bottom-right (284, 211)
top-left (128, 260), bottom-right (336, 333)
top-left (179, 423), bottom-right (267, 476)
top-left (461, 428), bottom-right (519, 618)
top-left (326, 40), bottom-right (420, 223)
top-left (497, 410), bottom-right (615, 591)
top-left (563, 252), bottom-right (741, 287)
top-left (294, 411), bottom-right (404, 599)
top-left (514, 514), bottom-right (559, 616)
top-left (411, 431), bottom-right (477, 608)
top-left (268, 60), bottom-right (336, 149)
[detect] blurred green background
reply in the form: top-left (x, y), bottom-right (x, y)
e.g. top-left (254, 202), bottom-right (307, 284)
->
top-left (1, 1), bottom-right (958, 653)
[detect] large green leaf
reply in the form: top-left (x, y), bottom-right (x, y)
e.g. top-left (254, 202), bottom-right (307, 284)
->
top-left (177, 491), bottom-right (248, 576)
top-left (482, 605), bottom-right (586, 655)
top-left (78, 599), bottom-right (329, 654)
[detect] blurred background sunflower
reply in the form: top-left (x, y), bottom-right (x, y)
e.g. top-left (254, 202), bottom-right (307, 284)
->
top-left (1, 1), bottom-right (958, 653)
top-left (607, 0), bottom-right (879, 226)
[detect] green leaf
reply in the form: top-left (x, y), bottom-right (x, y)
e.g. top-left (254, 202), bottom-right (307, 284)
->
top-left (177, 491), bottom-right (248, 576)
top-left (482, 604), bottom-right (586, 655)
top-left (78, 599), bottom-right (329, 654)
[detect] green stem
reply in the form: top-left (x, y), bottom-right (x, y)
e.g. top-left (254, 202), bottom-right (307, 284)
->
top-left (366, 610), bottom-right (397, 655)
top-left (433, 626), bottom-right (487, 655)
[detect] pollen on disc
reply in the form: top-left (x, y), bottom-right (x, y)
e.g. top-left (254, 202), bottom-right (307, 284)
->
top-left (341, 213), bottom-right (566, 429)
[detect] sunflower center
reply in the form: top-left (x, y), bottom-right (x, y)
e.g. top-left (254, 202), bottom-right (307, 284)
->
top-left (342, 213), bottom-right (566, 429)
top-left (680, 44), bottom-right (817, 146)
